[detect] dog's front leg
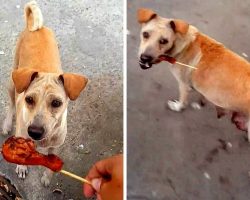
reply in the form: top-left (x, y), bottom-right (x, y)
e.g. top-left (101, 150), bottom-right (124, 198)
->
top-left (168, 82), bottom-right (190, 112)
top-left (16, 165), bottom-right (28, 179)
top-left (15, 111), bottom-right (30, 179)
top-left (41, 147), bottom-right (56, 187)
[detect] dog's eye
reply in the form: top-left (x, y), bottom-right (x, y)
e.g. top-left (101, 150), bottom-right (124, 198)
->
top-left (159, 38), bottom-right (168, 45)
top-left (25, 96), bottom-right (34, 105)
top-left (143, 31), bottom-right (150, 39)
top-left (51, 100), bottom-right (62, 108)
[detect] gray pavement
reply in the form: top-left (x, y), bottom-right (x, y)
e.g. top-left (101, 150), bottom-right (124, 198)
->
top-left (0, 1), bottom-right (123, 199)
top-left (127, 1), bottom-right (250, 200)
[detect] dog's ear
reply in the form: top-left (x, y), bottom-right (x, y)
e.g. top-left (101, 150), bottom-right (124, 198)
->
top-left (12, 68), bottom-right (38, 93)
top-left (137, 8), bottom-right (157, 24)
top-left (59, 73), bottom-right (88, 101)
top-left (170, 19), bottom-right (189, 35)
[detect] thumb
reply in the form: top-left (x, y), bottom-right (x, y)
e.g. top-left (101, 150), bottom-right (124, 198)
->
top-left (91, 178), bottom-right (102, 192)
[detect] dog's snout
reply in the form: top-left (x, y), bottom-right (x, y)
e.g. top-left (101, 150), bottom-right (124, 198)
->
top-left (140, 54), bottom-right (153, 63)
top-left (28, 125), bottom-right (45, 140)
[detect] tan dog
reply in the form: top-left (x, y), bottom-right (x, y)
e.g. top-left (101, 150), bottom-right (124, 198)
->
top-left (2, 1), bottom-right (88, 186)
top-left (137, 8), bottom-right (250, 140)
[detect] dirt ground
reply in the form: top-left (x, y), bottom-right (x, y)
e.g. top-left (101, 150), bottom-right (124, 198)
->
top-left (0, 1), bottom-right (123, 199)
top-left (127, 0), bottom-right (250, 200)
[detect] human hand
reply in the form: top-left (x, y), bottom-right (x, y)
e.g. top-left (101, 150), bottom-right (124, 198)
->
top-left (83, 154), bottom-right (123, 200)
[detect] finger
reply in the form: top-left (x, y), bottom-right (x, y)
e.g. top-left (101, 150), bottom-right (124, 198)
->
top-left (83, 159), bottom-right (111, 197)
top-left (83, 181), bottom-right (95, 198)
top-left (91, 178), bottom-right (102, 192)
top-left (100, 182), bottom-right (123, 200)
top-left (84, 154), bottom-right (123, 198)
top-left (83, 177), bottom-right (102, 197)
top-left (99, 182), bottom-right (111, 200)
top-left (87, 156), bottom-right (118, 179)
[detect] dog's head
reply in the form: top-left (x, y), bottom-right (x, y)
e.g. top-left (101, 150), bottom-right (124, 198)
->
top-left (12, 68), bottom-right (88, 141)
top-left (137, 8), bottom-right (189, 69)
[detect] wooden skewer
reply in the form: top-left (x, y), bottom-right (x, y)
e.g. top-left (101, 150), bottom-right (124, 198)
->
top-left (175, 61), bottom-right (197, 70)
top-left (59, 169), bottom-right (92, 185)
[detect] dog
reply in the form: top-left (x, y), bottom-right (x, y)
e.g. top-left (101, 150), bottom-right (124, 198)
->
top-left (2, 1), bottom-right (88, 186)
top-left (137, 8), bottom-right (250, 140)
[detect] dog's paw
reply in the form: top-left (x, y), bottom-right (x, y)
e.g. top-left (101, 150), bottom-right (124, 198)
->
top-left (41, 171), bottom-right (53, 187)
top-left (2, 118), bottom-right (12, 135)
top-left (16, 165), bottom-right (28, 179)
top-left (191, 102), bottom-right (201, 110)
top-left (168, 100), bottom-right (185, 112)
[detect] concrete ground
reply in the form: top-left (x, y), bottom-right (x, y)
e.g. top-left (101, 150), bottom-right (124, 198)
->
top-left (128, 1), bottom-right (250, 200)
top-left (0, 0), bottom-right (123, 199)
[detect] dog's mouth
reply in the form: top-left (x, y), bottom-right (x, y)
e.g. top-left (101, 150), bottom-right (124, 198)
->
top-left (28, 135), bottom-right (46, 142)
top-left (139, 61), bottom-right (153, 70)
top-left (139, 59), bottom-right (162, 70)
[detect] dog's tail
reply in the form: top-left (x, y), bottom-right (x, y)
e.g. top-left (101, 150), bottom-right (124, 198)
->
top-left (24, 1), bottom-right (43, 31)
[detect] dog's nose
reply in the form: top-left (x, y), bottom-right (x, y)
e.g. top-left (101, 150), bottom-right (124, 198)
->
top-left (28, 125), bottom-right (45, 140)
top-left (140, 54), bottom-right (153, 63)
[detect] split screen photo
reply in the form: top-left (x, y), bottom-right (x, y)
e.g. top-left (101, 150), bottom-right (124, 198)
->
top-left (0, 0), bottom-right (250, 199)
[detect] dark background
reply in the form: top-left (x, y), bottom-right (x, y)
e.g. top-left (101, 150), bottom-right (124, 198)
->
top-left (128, 0), bottom-right (250, 199)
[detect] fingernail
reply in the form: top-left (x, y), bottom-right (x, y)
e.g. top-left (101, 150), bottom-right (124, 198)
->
top-left (91, 178), bottom-right (102, 192)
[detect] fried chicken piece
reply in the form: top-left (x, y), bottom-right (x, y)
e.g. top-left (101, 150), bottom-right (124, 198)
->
top-left (159, 55), bottom-right (176, 64)
top-left (2, 136), bottom-right (63, 172)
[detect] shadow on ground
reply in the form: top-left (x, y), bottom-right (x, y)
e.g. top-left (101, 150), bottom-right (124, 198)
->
top-left (0, 0), bottom-right (123, 199)
top-left (127, 1), bottom-right (250, 200)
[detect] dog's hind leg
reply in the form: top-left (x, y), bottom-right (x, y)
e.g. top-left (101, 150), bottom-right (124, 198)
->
top-left (190, 93), bottom-right (206, 110)
top-left (2, 80), bottom-right (15, 135)
top-left (41, 147), bottom-right (56, 187)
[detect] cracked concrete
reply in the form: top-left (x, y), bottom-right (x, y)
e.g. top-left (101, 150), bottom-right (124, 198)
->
top-left (0, 0), bottom-right (123, 199)
top-left (128, 0), bottom-right (250, 200)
